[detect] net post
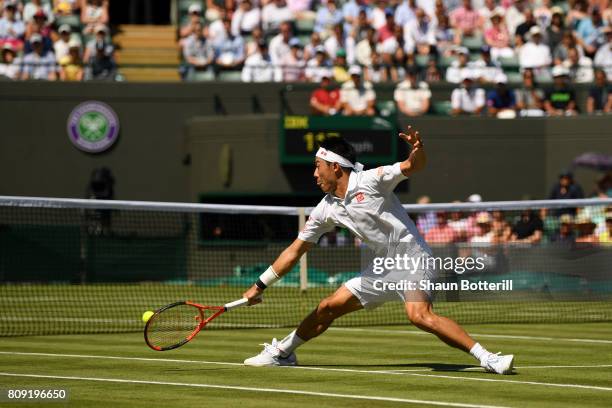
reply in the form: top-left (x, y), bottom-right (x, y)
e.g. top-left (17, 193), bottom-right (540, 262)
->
top-left (298, 207), bottom-right (308, 292)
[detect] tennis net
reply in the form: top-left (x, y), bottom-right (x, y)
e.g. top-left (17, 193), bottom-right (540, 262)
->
top-left (1, 196), bottom-right (611, 336)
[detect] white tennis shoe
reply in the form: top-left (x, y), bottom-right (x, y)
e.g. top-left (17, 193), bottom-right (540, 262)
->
top-left (481, 352), bottom-right (514, 374)
top-left (243, 338), bottom-right (298, 367)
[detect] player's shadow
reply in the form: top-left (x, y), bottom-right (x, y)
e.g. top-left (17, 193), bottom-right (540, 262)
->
top-left (300, 363), bottom-right (478, 372)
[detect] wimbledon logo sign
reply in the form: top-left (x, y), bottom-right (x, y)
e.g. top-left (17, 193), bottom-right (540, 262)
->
top-left (67, 101), bottom-right (119, 153)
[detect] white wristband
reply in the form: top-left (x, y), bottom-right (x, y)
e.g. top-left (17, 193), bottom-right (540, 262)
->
top-left (259, 266), bottom-right (280, 287)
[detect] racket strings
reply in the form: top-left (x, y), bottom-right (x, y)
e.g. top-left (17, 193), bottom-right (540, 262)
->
top-left (146, 305), bottom-right (204, 349)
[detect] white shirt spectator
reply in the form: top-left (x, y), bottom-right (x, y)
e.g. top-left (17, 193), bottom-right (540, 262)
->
top-left (0, 55), bottom-right (20, 79)
top-left (371, 6), bottom-right (387, 30)
top-left (403, 18), bottom-right (437, 54)
top-left (269, 33), bottom-right (291, 65)
top-left (563, 56), bottom-right (594, 83)
top-left (340, 79), bottom-right (376, 112)
top-left (280, 52), bottom-right (305, 82)
top-left (324, 35), bottom-right (355, 65)
top-left (594, 43), bottom-right (612, 80)
top-left (355, 39), bottom-right (374, 66)
top-left (394, 79), bottom-right (432, 114)
top-left (451, 86), bottom-right (486, 113)
top-left (208, 19), bottom-right (227, 47)
top-left (395, 1), bottom-right (417, 26)
top-left (504, 5), bottom-right (525, 36)
top-left (469, 59), bottom-right (502, 82)
top-left (23, 2), bottom-right (54, 23)
top-left (183, 34), bottom-right (214, 64)
top-left (305, 58), bottom-right (330, 82)
top-left (54, 37), bottom-right (71, 62)
top-left (519, 41), bottom-right (552, 69)
top-left (22, 50), bottom-right (57, 80)
top-left (231, 6), bottom-right (261, 36)
top-left (262, 2), bottom-right (294, 32)
top-left (241, 52), bottom-right (276, 82)
top-left (445, 60), bottom-right (480, 83)
top-left (0, 16), bottom-right (26, 40)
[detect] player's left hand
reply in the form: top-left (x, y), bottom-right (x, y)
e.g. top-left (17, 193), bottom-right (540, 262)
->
top-left (399, 126), bottom-right (423, 148)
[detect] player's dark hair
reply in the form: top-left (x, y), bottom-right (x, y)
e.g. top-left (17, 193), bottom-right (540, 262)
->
top-left (319, 138), bottom-right (357, 166)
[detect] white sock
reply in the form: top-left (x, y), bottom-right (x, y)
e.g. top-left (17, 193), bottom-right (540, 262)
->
top-left (469, 342), bottom-right (490, 363)
top-left (277, 330), bottom-right (305, 357)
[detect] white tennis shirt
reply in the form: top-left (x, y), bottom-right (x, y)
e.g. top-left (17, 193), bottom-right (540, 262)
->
top-left (298, 163), bottom-right (432, 257)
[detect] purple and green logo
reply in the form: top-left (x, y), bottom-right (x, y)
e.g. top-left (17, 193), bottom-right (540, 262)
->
top-left (67, 101), bottom-right (119, 153)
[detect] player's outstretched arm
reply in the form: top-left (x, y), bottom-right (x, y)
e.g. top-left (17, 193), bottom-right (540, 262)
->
top-left (399, 125), bottom-right (426, 177)
top-left (242, 238), bottom-right (313, 304)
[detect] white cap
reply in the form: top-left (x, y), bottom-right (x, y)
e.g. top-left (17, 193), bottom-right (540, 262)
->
top-left (457, 46), bottom-right (469, 55)
top-left (552, 64), bottom-right (569, 77)
top-left (95, 24), bottom-right (108, 34)
top-left (529, 26), bottom-right (542, 36)
top-left (348, 65), bottom-right (362, 76)
top-left (495, 72), bottom-right (508, 84)
top-left (30, 33), bottom-right (43, 43)
top-left (461, 70), bottom-right (474, 81)
top-left (320, 68), bottom-right (332, 79)
top-left (468, 194), bottom-right (482, 203)
top-left (68, 38), bottom-right (82, 48)
top-left (188, 3), bottom-right (202, 13)
top-left (58, 24), bottom-right (71, 33)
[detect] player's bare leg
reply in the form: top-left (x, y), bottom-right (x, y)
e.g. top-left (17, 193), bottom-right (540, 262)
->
top-left (244, 286), bottom-right (362, 367)
top-left (404, 290), bottom-right (514, 374)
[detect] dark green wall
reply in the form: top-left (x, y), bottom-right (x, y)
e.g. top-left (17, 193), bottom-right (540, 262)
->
top-left (1, 82), bottom-right (610, 203)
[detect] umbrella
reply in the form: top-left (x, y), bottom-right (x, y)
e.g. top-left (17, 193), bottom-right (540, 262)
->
top-left (571, 153), bottom-right (612, 172)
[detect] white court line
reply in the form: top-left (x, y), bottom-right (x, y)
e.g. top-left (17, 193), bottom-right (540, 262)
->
top-left (1, 351), bottom-right (611, 392)
top-left (0, 372), bottom-right (509, 408)
top-left (329, 327), bottom-right (612, 344)
top-left (389, 365), bottom-right (612, 372)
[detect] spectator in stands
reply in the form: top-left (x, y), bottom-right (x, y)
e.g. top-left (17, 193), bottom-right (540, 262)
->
top-left (404, 8), bottom-right (436, 56)
top-left (518, 26), bottom-right (552, 71)
top-left (395, 0), bottom-right (417, 27)
top-left (563, 46), bottom-right (594, 83)
top-left (445, 47), bottom-right (471, 83)
top-left (310, 70), bottom-right (341, 115)
top-left (179, 4), bottom-right (204, 40)
top-left (86, 38), bottom-right (116, 80)
top-left (594, 27), bottom-right (612, 80)
top-left (25, 10), bottom-right (53, 52)
top-left (288, 0), bottom-right (314, 21)
top-left (450, 0), bottom-right (481, 40)
top-left (269, 21), bottom-right (292, 67)
top-left (303, 32), bottom-right (321, 61)
top-left (484, 10), bottom-right (514, 61)
top-left (587, 68), bottom-right (612, 113)
top-left (471, 45), bottom-right (502, 84)
top-left (0, 42), bottom-right (19, 79)
top-left (205, 0), bottom-right (224, 23)
top-left (451, 72), bottom-right (485, 116)
top-left (424, 56), bottom-right (442, 82)
top-left (478, 0), bottom-right (498, 30)
top-left (314, 0), bottom-right (343, 37)
top-left (550, 214), bottom-right (575, 244)
top-left (23, 0), bottom-right (54, 24)
top-left (548, 170), bottom-right (584, 217)
top-left (215, 18), bottom-right (245, 72)
top-left (544, 65), bottom-right (578, 116)
top-left (364, 50), bottom-right (387, 83)
top-left (491, 210), bottom-right (512, 243)
top-left (355, 25), bottom-right (376, 67)
top-left (415, 195), bottom-right (436, 235)
top-left (545, 7), bottom-right (565, 52)
top-left (486, 73), bottom-right (516, 118)
top-left (20, 33), bottom-right (56, 80)
top-left (515, 68), bottom-right (545, 117)
top-left (504, 0), bottom-right (527, 39)
top-left (575, 7), bottom-right (605, 56)
top-left (434, 14), bottom-right (455, 57)
top-left (207, 7), bottom-right (227, 47)
top-left (425, 212), bottom-right (457, 243)
top-left (262, 0), bottom-right (293, 33)
top-left (350, 6), bottom-right (372, 41)
top-left (53, 24), bottom-right (72, 62)
top-left (470, 212), bottom-right (495, 244)
top-left (241, 40), bottom-right (275, 82)
top-left (332, 48), bottom-right (349, 82)
top-left (232, 0), bottom-right (261, 37)
top-left (0, 2), bottom-right (25, 50)
top-left (553, 31), bottom-right (583, 66)
top-left (59, 38), bottom-right (83, 81)
top-left (599, 212), bottom-right (612, 243)
top-left (182, 22), bottom-right (215, 80)
top-left (377, 7), bottom-right (396, 43)
top-left (510, 210), bottom-right (543, 243)
top-left (340, 65), bottom-right (376, 116)
top-left (305, 45), bottom-right (330, 82)
top-left (534, 0), bottom-right (553, 28)
top-left (81, 0), bottom-right (107, 35)
top-left (574, 213), bottom-right (599, 243)
top-left (394, 66), bottom-right (431, 116)
top-left (343, 0), bottom-right (372, 37)
top-left (54, 0), bottom-right (81, 21)
top-left (280, 37), bottom-right (305, 82)
top-left (370, 0), bottom-right (389, 30)
top-left (514, 7), bottom-right (536, 45)
top-left (83, 24), bottom-right (108, 62)
top-left (246, 26), bottom-right (264, 57)
top-left (325, 23), bottom-right (355, 66)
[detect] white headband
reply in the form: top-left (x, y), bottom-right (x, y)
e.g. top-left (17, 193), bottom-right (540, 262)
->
top-left (316, 147), bottom-right (364, 172)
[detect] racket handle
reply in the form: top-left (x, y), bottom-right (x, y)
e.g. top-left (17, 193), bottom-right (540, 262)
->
top-left (224, 298), bottom-right (249, 311)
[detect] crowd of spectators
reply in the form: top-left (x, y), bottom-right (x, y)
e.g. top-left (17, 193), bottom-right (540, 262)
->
top-left (0, 0), bottom-right (117, 81)
top-left (179, 0), bottom-right (611, 115)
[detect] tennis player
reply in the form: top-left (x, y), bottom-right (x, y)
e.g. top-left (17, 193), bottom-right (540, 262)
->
top-left (242, 127), bottom-right (514, 374)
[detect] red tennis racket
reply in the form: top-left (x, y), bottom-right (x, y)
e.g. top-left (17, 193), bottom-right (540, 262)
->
top-left (144, 298), bottom-right (250, 351)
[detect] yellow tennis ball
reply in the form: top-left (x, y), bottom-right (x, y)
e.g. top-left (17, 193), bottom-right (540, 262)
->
top-left (142, 311), bottom-right (154, 323)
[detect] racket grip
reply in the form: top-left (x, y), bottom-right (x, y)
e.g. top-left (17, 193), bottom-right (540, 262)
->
top-left (224, 298), bottom-right (249, 311)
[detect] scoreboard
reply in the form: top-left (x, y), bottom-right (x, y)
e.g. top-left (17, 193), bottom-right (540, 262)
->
top-left (279, 115), bottom-right (398, 165)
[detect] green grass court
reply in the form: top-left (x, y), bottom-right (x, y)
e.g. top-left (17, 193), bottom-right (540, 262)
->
top-left (1, 322), bottom-right (611, 407)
